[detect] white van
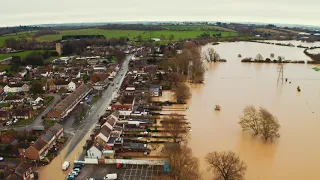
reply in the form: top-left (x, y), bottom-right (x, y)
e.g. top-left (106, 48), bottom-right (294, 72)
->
top-left (62, 161), bottom-right (70, 171)
top-left (104, 173), bottom-right (117, 180)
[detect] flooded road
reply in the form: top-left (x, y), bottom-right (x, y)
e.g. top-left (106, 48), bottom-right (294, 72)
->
top-left (187, 42), bottom-right (320, 180)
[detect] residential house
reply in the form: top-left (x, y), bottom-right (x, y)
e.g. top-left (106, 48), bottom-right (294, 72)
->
top-left (46, 84), bottom-right (92, 121)
top-left (149, 85), bottom-right (162, 97)
top-left (5, 163), bottom-right (36, 180)
top-left (53, 80), bottom-right (76, 92)
top-left (0, 110), bottom-right (10, 121)
top-left (87, 112), bottom-right (120, 158)
top-left (3, 83), bottom-right (29, 93)
top-left (4, 95), bottom-right (24, 103)
top-left (25, 124), bottom-right (64, 160)
top-left (53, 57), bottom-right (70, 65)
top-left (11, 109), bottom-right (31, 120)
top-left (93, 80), bottom-right (109, 90)
top-left (86, 140), bottom-right (104, 159)
top-left (111, 96), bottom-right (135, 116)
top-left (0, 129), bottom-right (17, 144)
top-left (86, 56), bottom-right (101, 65)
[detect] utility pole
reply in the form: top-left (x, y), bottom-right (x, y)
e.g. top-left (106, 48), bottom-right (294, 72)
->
top-left (277, 62), bottom-right (284, 84)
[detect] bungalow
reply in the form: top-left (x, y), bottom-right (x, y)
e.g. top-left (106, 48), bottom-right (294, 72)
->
top-left (4, 83), bottom-right (29, 93)
top-left (25, 124), bottom-right (64, 160)
top-left (12, 109), bottom-right (31, 120)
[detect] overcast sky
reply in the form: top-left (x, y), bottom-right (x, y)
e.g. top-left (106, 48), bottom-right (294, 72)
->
top-left (1, 0), bottom-right (319, 27)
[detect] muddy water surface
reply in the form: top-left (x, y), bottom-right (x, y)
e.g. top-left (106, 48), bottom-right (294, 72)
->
top-left (187, 42), bottom-right (320, 180)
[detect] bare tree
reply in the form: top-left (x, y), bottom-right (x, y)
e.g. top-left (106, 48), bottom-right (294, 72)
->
top-left (174, 84), bottom-right (191, 103)
top-left (205, 48), bottom-right (217, 62)
top-left (189, 58), bottom-right (205, 83)
top-left (161, 143), bottom-right (201, 180)
top-left (255, 54), bottom-right (264, 60)
top-left (277, 56), bottom-right (285, 62)
top-left (205, 151), bottom-right (247, 180)
top-left (239, 106), bottom-right (260, 136)
top-left (239, 106), bottom-right (281, 141)
top-left (162, 113), bottom-right (189, 143)
top-left (259, 108), bottom-right (280, 141)
top-left (270, 53), bottom-right (275, 58)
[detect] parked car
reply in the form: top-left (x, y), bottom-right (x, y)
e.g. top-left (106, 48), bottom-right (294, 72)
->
top-left (66, 174), bottom-right (75, 180)
top-left (74, 164), bottom-right (83, 169)
top-left (62, 161), bottom-right (70, 171)
top-left (6, 121), bottom-right (12, 126)
top-left (69, 171), bottom-right (79, 176)
top-left (73, 168), bottom-right (81, 173)
top-left (116, 163), bottom-right (121, 169)
top-left (13, 119), bottom-right (19, 124)
top-left (104, 173), bottom-right (118, 180)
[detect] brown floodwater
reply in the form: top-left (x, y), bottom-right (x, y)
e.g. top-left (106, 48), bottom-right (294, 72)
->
top-left (37, 127), bottom-right (92, 180)
top-left (187, 42), bottom-right (320, 180)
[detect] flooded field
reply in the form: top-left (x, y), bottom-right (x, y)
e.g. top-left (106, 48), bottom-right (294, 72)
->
top-left (260, 40), bottom-right (320, 48)
top-left (187, 42), bottom-right (320, 180)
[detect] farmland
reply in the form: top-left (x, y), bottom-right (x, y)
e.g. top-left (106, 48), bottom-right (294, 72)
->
top-left (0, 50), bottom-right (48, 59)
top-left (0, 31), bottom-right (35, 46)
top-left (37, 28), bottom-right (238, 43)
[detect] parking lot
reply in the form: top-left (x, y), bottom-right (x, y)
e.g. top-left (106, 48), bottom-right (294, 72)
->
top-left (76, 164), bottom-right (163, 180)
top-left (119, 164), bottom-right (162, 180)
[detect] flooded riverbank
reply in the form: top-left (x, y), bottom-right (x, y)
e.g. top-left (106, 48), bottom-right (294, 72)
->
top-left (187, 42), bottom-right (320, 180)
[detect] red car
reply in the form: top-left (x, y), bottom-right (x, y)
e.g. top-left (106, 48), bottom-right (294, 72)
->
top-left (116, 163), bottom-right (121, 169)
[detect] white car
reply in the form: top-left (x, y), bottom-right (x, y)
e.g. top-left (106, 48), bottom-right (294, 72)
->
top-left (62, 161), bottom-right (70, 171)
top-left (104, 173), bottom-right (117, 180)
top-left (13, 119), bottom-right (19, 124)
top-left (6, 121), bottom-right (12, 126)
top-left (70, 171), bottom-right (79, 176)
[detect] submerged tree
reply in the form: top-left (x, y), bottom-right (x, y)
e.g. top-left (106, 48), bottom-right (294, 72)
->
top-left (259, 107), bottom-right (281, 141)
top-left (205, 48), bottom-right (220, 62)
top-left (270, 53), bottom-right (275, 58)
top-left (255, 54), bottom-right (264, 61)
top-left (205, 151), bottom-right (247, 180)
top-left (239, 106), bottom-right (281, 141)
top-left (174, 83), bottom-right (191, 103)
top-left (161, 144), bottom-right (201, 180)
top-left (239, 105), bottom-right (260, 136)
top-left (162, 113), bottom-right (189, 143)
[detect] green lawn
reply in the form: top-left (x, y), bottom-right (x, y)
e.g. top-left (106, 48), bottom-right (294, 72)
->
top-left (0, 50), bottom-right (47, 60)
top-left (37, 28), bottom-right (238, 43)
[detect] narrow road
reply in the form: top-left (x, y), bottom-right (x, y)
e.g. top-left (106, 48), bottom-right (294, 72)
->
top-left (64, 55), bottom-right (131, 158)
top-left (0, 94), bottom-right (60, 131)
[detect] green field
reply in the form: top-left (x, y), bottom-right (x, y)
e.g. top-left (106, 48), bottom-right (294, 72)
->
top-left (37, 28), bottom-right (238, 43)
top-left (0, 31), bottom-right (35, 46)
top-left (0, 50), bottom-right (48, 60)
